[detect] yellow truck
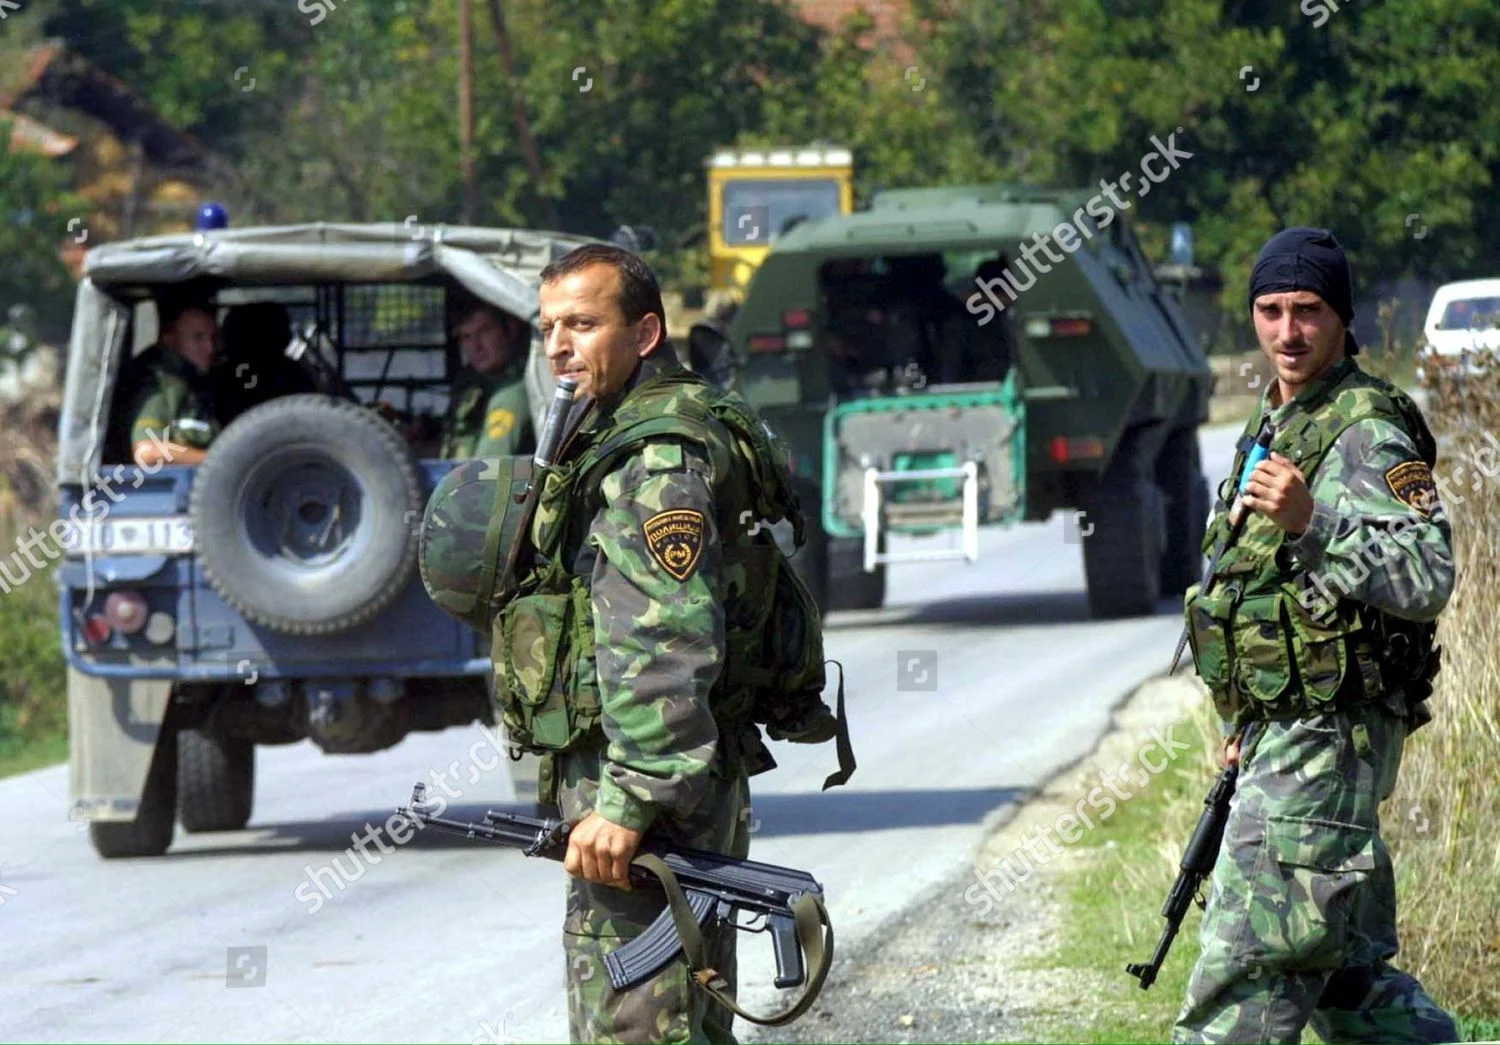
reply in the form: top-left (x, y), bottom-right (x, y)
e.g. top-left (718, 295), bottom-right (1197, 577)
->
top-left (706, 145), bottom-right (854, 300)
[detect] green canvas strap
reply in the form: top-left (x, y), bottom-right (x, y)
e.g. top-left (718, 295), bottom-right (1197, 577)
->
top-left (822, 660), bottom-right (856, 792)
top-left (629, 852), bottom-right (835, 1028)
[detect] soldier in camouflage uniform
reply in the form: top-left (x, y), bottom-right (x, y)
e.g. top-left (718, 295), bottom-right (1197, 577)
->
top-left (512, 244), bottom-right (805, 1044)
top-left (123, 295), bottom-right (221, 467)
top-left (1174, 228), bottom-right (1459, 1044)
top-left (439, 298), bottom-right (535, 459)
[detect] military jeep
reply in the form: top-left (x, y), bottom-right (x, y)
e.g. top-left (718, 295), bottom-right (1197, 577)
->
top-left (690, 184), bottom-right (1212, 616)
top-left (56, 223), bottom-right (595, 858)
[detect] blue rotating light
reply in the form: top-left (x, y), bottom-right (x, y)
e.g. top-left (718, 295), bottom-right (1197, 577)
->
top-left (196, 202), bottom-right (229, 230)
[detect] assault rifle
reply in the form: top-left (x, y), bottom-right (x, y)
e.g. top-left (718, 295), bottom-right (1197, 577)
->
top-left (1125, 723), bottom-right (1258, 989)
top-left (1169, 419), bottom-right (1277, 676)
top-left (394, 784), bottom-right (834, 1027)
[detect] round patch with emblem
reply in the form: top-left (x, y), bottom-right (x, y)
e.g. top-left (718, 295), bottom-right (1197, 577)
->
top-left (1385, 460), bottom-right (1440, 517)
top-left (486, 408), bottom-right (516, 441)
top-left (643, 509), bottom-right (707, 581)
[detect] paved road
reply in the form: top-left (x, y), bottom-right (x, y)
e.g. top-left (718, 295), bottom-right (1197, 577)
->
top-left (0, 424), bottom-right (1241, 1044)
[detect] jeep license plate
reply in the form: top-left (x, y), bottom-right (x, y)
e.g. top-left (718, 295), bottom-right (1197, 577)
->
top-left (61, 516), bottom-right (194, 555)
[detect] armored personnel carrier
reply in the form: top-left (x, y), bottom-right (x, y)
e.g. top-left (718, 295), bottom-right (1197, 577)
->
top-left (690, 184), bottom-right (1211, 617)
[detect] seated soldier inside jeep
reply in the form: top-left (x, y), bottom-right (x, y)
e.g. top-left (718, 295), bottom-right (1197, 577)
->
top-left (439, 295), bottom-right (535, 459)
top-left (211, 301), bottom-right (318, 426)
top-left (125, 295), bottom-right (222, 468)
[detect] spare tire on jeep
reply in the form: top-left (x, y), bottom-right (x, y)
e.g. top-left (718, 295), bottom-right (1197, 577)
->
top-left (190, 395), bottom-right (425, 636)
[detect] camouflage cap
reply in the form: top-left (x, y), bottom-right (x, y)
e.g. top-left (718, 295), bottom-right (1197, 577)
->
top-left (418, 456), bottom-right (534, 634)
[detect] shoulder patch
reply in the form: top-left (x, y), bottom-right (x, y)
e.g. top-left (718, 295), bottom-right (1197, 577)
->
top-left (1385, 460), bottom-right (1439, 517)
top-left (642, 442), bottom-right (685, 473)
top-left (643, 508), bottom-right (706, 580)
top-left (485, 407), bottom-right (516, 440)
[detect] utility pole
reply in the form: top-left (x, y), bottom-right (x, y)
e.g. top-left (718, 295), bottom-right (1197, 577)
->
top-left (485, 0), bottom-right (561, 229)
top-left (458, 0), bottom-right (478, 224)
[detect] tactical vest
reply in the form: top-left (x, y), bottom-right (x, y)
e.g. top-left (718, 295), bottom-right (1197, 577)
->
top-left (424, 365), bottom-right (853, 787)
top-left (1185, 362), bottom-right (1442, 727)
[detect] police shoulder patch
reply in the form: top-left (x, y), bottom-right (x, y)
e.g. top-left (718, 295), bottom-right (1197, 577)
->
top-left (1385, 460), bottom-right (1439, 517)
top-left (642, 508), bottom-right (706, 581)
top-left (486, 407), bottom-right (516, 440)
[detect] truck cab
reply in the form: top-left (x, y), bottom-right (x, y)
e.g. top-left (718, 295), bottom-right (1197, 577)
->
top-left (706, 145), bottom-right (854, 301)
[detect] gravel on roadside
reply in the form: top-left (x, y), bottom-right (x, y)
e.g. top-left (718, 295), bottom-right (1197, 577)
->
top-left (746, 675), bottom-right (1206, 1045)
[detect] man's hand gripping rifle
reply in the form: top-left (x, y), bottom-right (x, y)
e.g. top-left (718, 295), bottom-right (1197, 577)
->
top-left (1168, 419), bottom-right (1277, 676)
top-left (394, 784), bottom-right (835, 1027)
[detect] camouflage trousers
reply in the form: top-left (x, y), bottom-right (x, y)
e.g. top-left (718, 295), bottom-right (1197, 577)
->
top-left (557, 747), bottom-right (753, 1045)
top-left (1172, 704), bottom-right (1459, 1044)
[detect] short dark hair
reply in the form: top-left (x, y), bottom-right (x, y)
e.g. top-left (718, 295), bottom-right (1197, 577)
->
top-left (540, 243), bottom-right (667, 340)
top-left (221, 302), bottom-right (291, 357)
top-left (448, 292), bottom-right (526, 336)
top-left (157, 293), bottom-right (215, 333)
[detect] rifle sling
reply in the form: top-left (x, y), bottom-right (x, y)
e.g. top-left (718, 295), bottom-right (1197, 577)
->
top-left (822, 660), bottom-right (856, 792)
top-left (629, 852), bottom-right (835, 1027)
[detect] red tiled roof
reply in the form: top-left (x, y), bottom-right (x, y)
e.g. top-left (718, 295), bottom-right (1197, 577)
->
top-left (1, 108), bottom-right (78, 158)
top-left (788, 0), bottom-right (915, 62)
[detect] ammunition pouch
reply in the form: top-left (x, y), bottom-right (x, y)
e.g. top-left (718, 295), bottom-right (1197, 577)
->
top-left (491, 571), bottom-right (602, 753)
top-left (1184, 578), bottom-right (1387, 724)
top-left (1375, 618), bottom-right (1442, 734)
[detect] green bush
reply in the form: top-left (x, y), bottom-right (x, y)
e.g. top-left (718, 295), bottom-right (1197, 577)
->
top-left (0, 541), bottom-right (68, 777)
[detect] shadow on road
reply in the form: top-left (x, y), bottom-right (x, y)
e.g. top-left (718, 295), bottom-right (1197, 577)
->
top-left (160, 786), bottom-right (1028, 857)
top-left (829, 590), bottom-right (1184, 630)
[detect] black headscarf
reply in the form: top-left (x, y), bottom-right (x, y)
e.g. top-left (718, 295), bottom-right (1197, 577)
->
top-left (1248, 227), bottom-right (1359, 355)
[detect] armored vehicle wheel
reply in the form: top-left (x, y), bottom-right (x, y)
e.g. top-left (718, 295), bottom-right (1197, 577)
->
top-left (191, 395), bottom-right (425, 636)
top-left (1081, 472), bottom-right (1164, 619)
top-left (788, 490), bottom-right (887, 614)
top-left (787, 482), bottom-right (831, 612)
top-left (89, 733), bottom-right (177, 859)
top-left (178, 728), bottom-right (255, 833)
top-left (1157, 426), bottom-right (1210, 596)
top-left (827, 535), bottom-right (886, 611)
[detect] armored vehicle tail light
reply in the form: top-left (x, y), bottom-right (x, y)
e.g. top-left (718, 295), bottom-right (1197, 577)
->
top-left (781, 308), bottom-right (814, 330)
top-left (1049, 436), bottom-right (1107, 464)
top-left (747, 334), bottom-right (787, 353)
top-left (82, 615), bottom-right (112, 645)
top-left (1026, 316), bottom-right (1095, 339)
top-left (103, 590), bottom-right (149, 635)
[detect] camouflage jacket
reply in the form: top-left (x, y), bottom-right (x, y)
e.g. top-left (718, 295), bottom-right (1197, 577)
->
top-left (517, 350), bottom-right (766, 833)
top-left (124, 344), bottom-right (220, 452)
top-left (1187, 356), bottom-right (1453, 730)
top-left (440, 359), bottom-right (533, 459)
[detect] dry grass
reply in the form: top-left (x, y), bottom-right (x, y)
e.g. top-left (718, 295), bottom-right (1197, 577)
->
top-left (1384, 369), bottom-right (1500, 1022)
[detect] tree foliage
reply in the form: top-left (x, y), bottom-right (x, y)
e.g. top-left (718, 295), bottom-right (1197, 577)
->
top-left (1, 0), bottom-right (1496, 318)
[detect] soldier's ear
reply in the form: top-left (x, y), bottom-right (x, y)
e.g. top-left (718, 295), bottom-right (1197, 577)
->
top-left (634, 312), bottom-right (664, 357)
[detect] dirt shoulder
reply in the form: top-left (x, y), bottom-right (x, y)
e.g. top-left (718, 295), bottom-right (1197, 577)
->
top-left (749, 674), bottom-right (1205, 1045)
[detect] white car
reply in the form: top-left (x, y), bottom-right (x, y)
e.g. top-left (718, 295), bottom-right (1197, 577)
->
top-left (1418, 278), bottom-right (1500, 383)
